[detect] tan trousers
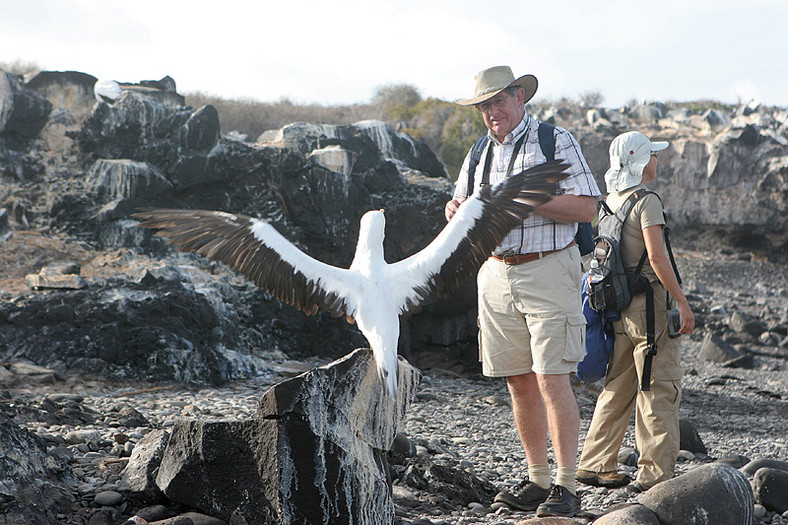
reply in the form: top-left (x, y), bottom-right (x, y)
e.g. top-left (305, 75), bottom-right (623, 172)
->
top-left (578, 283), bottom-right (682, 488)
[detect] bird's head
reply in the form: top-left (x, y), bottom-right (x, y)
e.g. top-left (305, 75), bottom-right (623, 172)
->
top-left (358, 209), bottom-right (386, 248)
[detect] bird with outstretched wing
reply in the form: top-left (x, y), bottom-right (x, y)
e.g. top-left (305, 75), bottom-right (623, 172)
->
top-left (133, 160), bottom-right (571, 397)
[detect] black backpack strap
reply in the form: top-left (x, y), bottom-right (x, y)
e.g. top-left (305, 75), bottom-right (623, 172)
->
top-left (468, 122), bottom-right (554, 195)
top-left (480, 140), bottom-right (496, 186)
top-left (481, 131), bottom-right (526, 187)
top-left (623, 189), bottom-right (652, 275)
top-left (641, 284), bottom-right (657, 391)
top-left (621, 189), bottom-right (668, 391)
top-left (465, 135), bottom-right (489, 198)
top-left (537, 122), bottom-right (556, 161)
top-left (663, 224), bottom-right (682, 285)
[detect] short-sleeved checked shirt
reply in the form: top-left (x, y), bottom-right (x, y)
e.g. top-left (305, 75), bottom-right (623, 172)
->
top-left (453, 112), bottom-right (600, 255)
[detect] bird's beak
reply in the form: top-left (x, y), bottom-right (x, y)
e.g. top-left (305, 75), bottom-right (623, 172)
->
top-left (379, 208), bottom-right (385, 213)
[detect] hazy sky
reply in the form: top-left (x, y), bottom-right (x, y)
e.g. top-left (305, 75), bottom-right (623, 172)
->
top-left (2, 0), bottom-right (786, 108)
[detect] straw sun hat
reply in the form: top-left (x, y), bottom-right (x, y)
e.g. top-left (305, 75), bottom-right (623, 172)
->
top-left (455, 66), bottom-right (538, 106)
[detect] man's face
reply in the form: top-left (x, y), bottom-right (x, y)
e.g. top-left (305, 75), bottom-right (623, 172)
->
top-left (476, 88), bottom-right (525, 141)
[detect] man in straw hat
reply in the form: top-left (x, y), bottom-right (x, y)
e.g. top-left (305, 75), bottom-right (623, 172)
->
top-left (446, 66), bottom-right (600, 517)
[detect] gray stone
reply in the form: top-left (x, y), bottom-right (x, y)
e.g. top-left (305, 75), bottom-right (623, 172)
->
top-left (0, 208), bottom-right (11, 242)
top-left (179, 512), bottom-right (226, 525)
top-left (638, 463), bottom-right (754, 525)
top-left (40, 261), bottom-right (81, 275)
top-left (0, 70), bottom-right (15, 132)
top-left (148, 517), bottom-right (194, 525)
top-left (697, 332), bottom-right (754, 368)
top-left (120, 429), bottom-right (169, 504)
top-left (0, 69), bottom-right (52, 138)
top-left (132, 504), bottom-right (172, 522)
top-left (0, 412), bottom-right (75, 522)
top-left (391, 431), bottom-right (417, 457)
top-left (308, 145), bottom-right (358, 176)
top-left (87, 159), bottom-right (173, 202)
top-left (94, 490), bottom-right (123, 506)
top-left (703, 108), bottom-right (731, 131)
top-left (155, 349), bottom-right (419, 524)
top-left (593, 503), bottom-right (660, 524)
top-left (751, 467), bottom-right (788, 513)
top-left (183, 104), bottom-right (220, 152)
top-left (729, 312), bottom-right (767, 336)
top-left (26, 273), bottom-right (86, 290)
top-left (716, 455), bottom-right (751, 469)
top-left (628, 104), bottom-right (664, 124)
top-left (679, 418), bottom-right (707, 454)
top-left (740, 458), bottom-right (788, 476)
top-left (24, 70), bottom-right (98, 122)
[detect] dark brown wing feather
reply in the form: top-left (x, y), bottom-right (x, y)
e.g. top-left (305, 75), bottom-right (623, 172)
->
top-left (132, 209), bottom-right (345, 317)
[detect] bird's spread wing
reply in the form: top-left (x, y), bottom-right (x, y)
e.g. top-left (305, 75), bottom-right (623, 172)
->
top-left (388, 160), bottom-right (571, 314)
top-left (132, 209), bottom-right (358, 317)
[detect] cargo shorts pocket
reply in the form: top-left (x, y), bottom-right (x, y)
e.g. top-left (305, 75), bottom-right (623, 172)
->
top-left (564, 313), bottom-right (587, 363)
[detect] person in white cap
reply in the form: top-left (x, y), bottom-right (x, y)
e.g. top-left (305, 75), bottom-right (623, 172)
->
top-left (577, 130), bottom-right (695, 493)
top-left (446, 66), bottom-right (600, 518)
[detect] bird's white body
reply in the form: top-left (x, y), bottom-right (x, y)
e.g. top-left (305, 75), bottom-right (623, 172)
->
top-left (251, 208), bottom-right (466, 396)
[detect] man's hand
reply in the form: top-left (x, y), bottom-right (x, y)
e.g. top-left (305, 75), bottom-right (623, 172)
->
top-left (444, 197), bottom-right (465, 222)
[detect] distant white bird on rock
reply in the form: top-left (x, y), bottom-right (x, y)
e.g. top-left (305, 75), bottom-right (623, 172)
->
top-left (132, 160), bottom-right (570, 397)
top-left (94, 79), bottom-right (122, 103)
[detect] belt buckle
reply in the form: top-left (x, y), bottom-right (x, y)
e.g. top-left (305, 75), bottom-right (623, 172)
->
top-left (501, 252), bottom-right (519, 265)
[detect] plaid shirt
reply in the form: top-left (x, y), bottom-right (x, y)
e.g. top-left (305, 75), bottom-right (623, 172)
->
top-left (453, 112), bottom-right (600, 255)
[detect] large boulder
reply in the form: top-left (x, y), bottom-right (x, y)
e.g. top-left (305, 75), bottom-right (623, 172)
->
top-left (24, 70), bottom-right (98, 122)
top-left (87, 159), bottom-right (174, 202)
top-left (638, 463), bottom-right (755, 525)
top-left (0, 412), bottom-right (75, 523)
top-left (152, 349), bottom-right (420, 524)
top-left (0, 69), bottom-right (53, 138)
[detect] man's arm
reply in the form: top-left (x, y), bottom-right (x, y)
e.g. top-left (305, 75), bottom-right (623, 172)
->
top-left (533, 194), bottom-right (597, 223)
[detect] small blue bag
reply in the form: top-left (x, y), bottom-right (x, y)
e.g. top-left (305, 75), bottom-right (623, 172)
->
top-left (578, 272), bottom-right (619, 383)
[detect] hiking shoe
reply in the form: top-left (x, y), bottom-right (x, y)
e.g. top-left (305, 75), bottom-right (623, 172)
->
top-left (493, 480), bottom-right (551, 511)
top-left (535, 485), bottom-right (581, 517)
top-left (626, 481), bottom-right (649, 493)
top-left (576, 469), bottom-right (631, 488)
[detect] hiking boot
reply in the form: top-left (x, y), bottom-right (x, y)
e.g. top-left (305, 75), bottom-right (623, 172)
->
top-left (535, 485), bottom-right (581, 517)
top-left (493, 480), bottom-right (551, 511)
top-left (576, 469), bottom-right (631, 488)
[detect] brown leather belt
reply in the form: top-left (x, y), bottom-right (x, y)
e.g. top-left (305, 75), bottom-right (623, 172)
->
top-left (491, 240), bottom-right (576, 265)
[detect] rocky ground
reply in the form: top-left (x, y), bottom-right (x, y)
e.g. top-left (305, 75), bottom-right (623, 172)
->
top-left (2, 232), bottom-right (787, 524)
top-left (2, 68), bottom-right (788, 524)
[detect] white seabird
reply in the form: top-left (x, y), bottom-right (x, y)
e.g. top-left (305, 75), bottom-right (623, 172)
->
top-left (94, 79), bottom-right (122, 104)
top-left (133, 160), bottom-right (571, 397)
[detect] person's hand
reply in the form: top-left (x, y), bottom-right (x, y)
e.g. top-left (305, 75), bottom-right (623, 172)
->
top-left (678, 301), bottom-right (695, 335)
top-left (444, 198), bottom-right (465, 222)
